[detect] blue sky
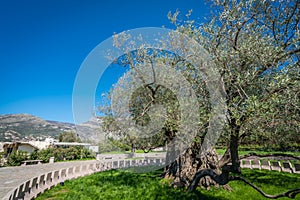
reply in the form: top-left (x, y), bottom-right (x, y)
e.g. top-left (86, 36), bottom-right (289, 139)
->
top-left (0, 0), bottom-right (209, 123)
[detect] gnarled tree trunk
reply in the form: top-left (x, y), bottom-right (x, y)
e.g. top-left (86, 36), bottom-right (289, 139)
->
top-left (163, 140), bottom-right (221, 189)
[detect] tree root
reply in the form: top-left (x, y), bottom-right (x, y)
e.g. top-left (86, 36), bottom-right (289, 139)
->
top-left (188, 168), bottom-right (300, 199)
top-left (230, 176), bottom-right (300, 199)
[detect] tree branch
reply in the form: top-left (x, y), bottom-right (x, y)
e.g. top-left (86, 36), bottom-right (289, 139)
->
top-left (230, 176), bottom-right (300, 199)
top-left (188, 166), bottom-right (300, 199)
top-left (187, 167), bottom-right (230, 191)
top-left (233, 14), bottom-right (255, 51)
top-left (218, 147), bottom-right (231, 168)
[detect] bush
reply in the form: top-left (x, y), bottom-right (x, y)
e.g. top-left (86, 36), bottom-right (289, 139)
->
top-left (98, 140), bottom-right (122, 153)
top-left (5, 146), bottom-right (95, 166)
top-left (6, 150), bottom-right (28, 166)
top-left (31, 146), bottom-right (95, 162)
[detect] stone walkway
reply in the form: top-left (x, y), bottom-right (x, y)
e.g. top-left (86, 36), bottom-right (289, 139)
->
top-left (0, 160), bottom-right (97, 199)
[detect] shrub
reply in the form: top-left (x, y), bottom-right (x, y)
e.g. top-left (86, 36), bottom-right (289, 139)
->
top-left (6, 150), bottom-right (28, 166)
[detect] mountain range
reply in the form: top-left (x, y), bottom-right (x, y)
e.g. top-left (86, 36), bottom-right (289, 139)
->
top-left (0, 114), bottom-right (106, 143)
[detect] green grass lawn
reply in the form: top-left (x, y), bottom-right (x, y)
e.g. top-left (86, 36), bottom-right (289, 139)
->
top-left (201, 169), bottom-right (300, 200)
top-left (36, 169), bottom-right (300, 200)
top-left (215, 148), bottom-right (300, 157)
top-left (102, 149), bottom-right (300, 157)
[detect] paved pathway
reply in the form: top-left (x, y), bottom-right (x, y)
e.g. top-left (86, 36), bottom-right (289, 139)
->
top-left (0, 160), bottom-right (97, 199)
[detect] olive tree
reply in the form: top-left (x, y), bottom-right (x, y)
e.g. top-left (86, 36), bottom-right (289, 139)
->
top-left (102, 0), bottom-right (299, 198)
top-left (170, 0), bottom-right (299, 197)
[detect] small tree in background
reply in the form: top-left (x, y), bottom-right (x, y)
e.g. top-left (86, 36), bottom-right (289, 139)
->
top-left (59, 131), bottom-right (81, 142)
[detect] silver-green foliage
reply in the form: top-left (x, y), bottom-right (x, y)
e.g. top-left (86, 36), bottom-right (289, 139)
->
top-left (169, 0), bottom-right (299, 151)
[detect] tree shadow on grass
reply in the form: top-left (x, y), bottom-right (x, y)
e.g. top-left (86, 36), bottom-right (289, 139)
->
top-left (38, 169), bottom-right (230, 200)
top-left (241, 169), bottom-right (300, 187)
top-left (85, 169), bottom-right (227, 200)
top-left (57, 169), bottom-right (299, 200)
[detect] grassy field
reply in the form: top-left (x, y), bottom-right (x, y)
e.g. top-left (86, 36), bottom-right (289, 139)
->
top-left (101, 148), bottom-right (300, 157)
top-left (36, 169), bottom-right (300, 200)
top-left (215, 148), bottom-right (300, 157)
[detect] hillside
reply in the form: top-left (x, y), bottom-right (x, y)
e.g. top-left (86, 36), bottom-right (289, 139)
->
top-left (0, 114), bottom-right (107, 143)
top-left (0, 114), bottom-right (75, 142)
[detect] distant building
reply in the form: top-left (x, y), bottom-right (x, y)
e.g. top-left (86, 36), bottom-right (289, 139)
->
top-left (0, 138), bottom-right (99, 157)
top-left (0, 138), bottom-right (55, 157)
top-left (1, 142), bottom-right (39, 157)
top-left (45, 137), bottom-right (58, 144)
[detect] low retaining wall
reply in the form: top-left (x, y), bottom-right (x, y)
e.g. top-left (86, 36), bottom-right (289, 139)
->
top-left (3, 158), bottom-right (166, 200)
top-left (240, 159), bottom-right (300, 173)
top-left (2, 157), bottom-right (299, 200)
top-left (96, 152), bottom-right (167, 160)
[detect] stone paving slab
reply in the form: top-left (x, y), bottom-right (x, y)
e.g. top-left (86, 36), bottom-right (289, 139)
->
top-left (0, 160), bottom-right (97, 199)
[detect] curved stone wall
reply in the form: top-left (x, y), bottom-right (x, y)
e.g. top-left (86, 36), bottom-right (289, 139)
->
top-left (2, 158), bottom-right (165, 200)
top-left (1, 157), bottom-right (299, 200)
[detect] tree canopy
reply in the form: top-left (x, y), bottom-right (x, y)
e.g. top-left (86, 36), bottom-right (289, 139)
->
top-left (101, 0), bottom-right (299, 198)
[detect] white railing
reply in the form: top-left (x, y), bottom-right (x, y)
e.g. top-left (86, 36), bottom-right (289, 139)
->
top-left (240, 159), bottom-right (300, 173)
top-left (2, 158), bottom-right (166, 200)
